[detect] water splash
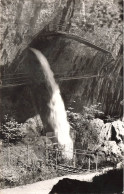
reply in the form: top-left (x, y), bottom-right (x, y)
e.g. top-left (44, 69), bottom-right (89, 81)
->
top-left (30, 48), bottom-right (73, 159)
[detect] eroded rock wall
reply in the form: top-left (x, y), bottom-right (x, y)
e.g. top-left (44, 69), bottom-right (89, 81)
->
top-left (1, 0), bottom-right (123, 125)
top-left (1, 0), bottom-right (63, 67)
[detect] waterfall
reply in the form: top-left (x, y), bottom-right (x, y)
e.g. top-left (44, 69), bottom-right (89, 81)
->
top-left (30, 48), bottom-right (73, 159)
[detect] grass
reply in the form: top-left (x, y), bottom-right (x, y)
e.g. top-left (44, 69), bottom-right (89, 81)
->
top-left (0, 138), bottom-right (58, 189)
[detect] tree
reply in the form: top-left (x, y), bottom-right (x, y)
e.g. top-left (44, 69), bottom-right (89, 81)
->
top-left (0, 115), bottom-right (26, 143)
top-left (67, 103), bottom-right (104, 150)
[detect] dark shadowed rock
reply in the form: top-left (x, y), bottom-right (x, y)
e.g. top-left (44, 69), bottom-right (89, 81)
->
top-left (50, 169), bottom-right (123, 194)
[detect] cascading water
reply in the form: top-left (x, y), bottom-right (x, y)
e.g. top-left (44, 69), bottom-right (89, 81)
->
top-left (30, 48), bottom-right (73, 159)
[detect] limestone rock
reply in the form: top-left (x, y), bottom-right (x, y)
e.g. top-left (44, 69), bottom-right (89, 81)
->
top-left (96, 119), bottom-right (124, 162)
top-left (22, 114), bottom-right (43, 138)
top-left (112, 120), bottom-right (124, 143)
top-left (100, 123), bottom-right (112, 141)
top-left (1, 0), bottom-right (63, 67)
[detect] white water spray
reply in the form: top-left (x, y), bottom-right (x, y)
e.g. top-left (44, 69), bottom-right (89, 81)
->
top-left (30, 48), bottom-right (73, 159)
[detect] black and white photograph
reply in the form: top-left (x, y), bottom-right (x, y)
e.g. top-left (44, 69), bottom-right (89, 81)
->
top-left (0, 0), bottom-right (123, 193)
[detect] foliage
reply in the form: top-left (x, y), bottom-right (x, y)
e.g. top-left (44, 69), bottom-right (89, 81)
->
top-left (0, 142), bottom-right (58, 189)
top-left (67, 103), bottom-right (103, 129)
top-left (0, 115), bottom-right (26, 143)
top-left (83, 103), bottom-right (104, 120)
top-left (67, 103), bottom-right (104, 150)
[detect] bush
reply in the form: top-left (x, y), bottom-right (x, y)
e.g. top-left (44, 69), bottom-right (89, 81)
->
top-left (0, 115), bottom-right (26, 143)
top-left (67, 103), bottom-right (104, 150)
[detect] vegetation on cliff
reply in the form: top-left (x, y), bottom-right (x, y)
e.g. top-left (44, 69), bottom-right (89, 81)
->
top-left (0, 0), bottom-right (123, 189)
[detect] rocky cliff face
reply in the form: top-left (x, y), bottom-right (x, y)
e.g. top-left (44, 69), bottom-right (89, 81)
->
top-left (1, 0), bottom-right (123, 125)
top-left (29, 36), bottom-right (122, 117)
top-left (98, 119), bottom-right (124, 163)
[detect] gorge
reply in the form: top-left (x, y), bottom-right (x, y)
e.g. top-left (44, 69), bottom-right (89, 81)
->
top-left (0, 0), bottom-right (123, 190)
